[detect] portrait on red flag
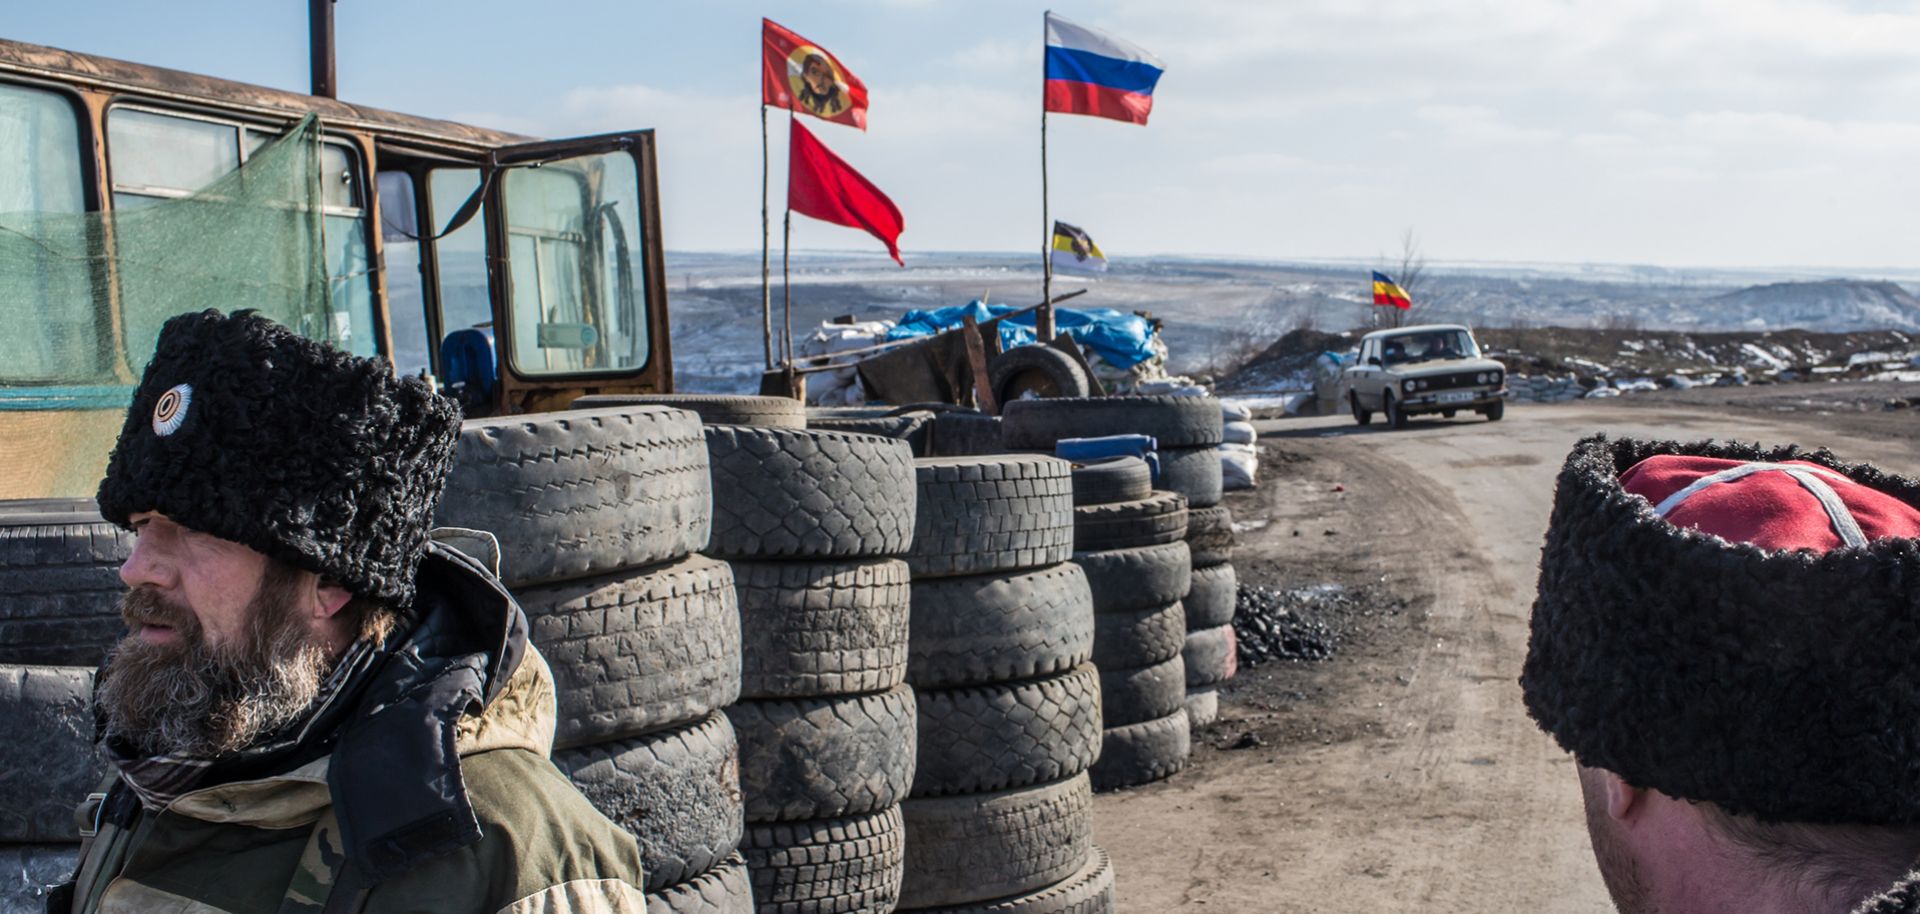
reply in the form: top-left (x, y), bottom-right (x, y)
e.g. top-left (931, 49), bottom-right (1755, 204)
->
top-left (762, 19), bottom-right (869, 129)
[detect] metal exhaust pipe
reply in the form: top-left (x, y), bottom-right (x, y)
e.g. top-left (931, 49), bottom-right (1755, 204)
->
top-left (309, 0), bottom-right (336, 99)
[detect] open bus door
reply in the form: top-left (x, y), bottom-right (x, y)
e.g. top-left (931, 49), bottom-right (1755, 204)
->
top-left (423, 129), bottom-right (672, 416)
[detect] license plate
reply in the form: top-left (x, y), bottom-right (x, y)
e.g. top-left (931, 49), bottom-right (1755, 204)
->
top-left (1438, 391), bottom-right (1474, 404)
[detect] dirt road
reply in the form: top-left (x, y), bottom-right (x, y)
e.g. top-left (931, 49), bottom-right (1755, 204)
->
top-left (1092, 398), bottom-right (1920, 913)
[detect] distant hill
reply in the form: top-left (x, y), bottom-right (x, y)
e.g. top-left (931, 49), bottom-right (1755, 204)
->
top-left (1700, 280), bottom-right (1920, 332)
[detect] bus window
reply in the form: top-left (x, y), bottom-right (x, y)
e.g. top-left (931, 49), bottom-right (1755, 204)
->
top-left (105, 107), bottom-right (379, 357)
top-left (0, 83), bottom-right (92, 381)
top-left (428, 168), bottom-right (492, 345)
top-left (502, 150), bottom-right (648, 376)
top-left (378, 170), bottom-right (432, 378)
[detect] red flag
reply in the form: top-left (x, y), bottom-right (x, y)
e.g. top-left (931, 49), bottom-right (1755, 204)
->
top-left (763, 19), bottom-right (869, 130)
top-left (788, 121), bottom-right (904, 265)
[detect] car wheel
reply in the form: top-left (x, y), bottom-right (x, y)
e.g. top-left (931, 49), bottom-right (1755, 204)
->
top-left (1349, 392), bottom-right (1372, 426)
top-left (1441, 409), bottom-right (1456, 419)
top-left (1485, 400), bottom-right (1505, 422)
top-left (1385, 393), bottom-right (1409, 430)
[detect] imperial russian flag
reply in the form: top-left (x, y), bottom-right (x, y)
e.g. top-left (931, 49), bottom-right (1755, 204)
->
top-left (1043, 12), bottom-right (1164, 125)
top-left (1372, 271), bottom-right (1412, 309)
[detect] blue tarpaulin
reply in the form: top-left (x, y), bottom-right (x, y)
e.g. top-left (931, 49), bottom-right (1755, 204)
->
top-left (885, 300), bottom-right (1156, 369)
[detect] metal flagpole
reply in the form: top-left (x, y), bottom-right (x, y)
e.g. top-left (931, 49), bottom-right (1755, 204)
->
top-left (1038, 12), bottom-right (1055, 341)
top-left (761, 105), bottom-right (773, 368)
top-left (783, 108), bottom-right (795, 366)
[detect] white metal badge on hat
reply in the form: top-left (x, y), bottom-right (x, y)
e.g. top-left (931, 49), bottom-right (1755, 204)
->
top-left (152, 383), bottom-right (192, 436)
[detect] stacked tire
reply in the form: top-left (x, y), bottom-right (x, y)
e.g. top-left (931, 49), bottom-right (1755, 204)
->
top-left (901, 455), bottom-right (1116, 914)
top-left (0, 500), bottom-right (127, 912)
top-left (1066, 458), bottom-right (1193, 791)
top-left (438, 405), bottom-right (754, 912)
top-left (1182, 506), bottom-right (1239, 727)
top-left (703, 423), bottom-right (921, 914)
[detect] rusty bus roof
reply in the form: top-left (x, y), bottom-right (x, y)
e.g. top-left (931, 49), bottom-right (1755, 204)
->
top-left (0, 37), bottom-right (537, 152)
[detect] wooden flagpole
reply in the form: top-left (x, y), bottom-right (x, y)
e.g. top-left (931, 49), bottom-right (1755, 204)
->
top-left (1038, 12), bottom-right (1055, 341)
top-left (783, 108), bottom-right (795, 366)
top-left (761, 104), bottom-right (773, 368)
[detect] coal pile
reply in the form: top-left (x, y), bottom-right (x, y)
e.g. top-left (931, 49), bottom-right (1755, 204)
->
top-left (1233, 583), bottom-right (1349, 665)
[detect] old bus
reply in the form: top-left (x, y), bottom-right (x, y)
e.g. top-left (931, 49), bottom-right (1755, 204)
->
top-left (0, 37), bottom-right (673, 499)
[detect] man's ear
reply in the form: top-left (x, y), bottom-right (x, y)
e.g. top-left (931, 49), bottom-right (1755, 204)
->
top-left (1600, 768), bottom-right (1644, 823)
top-left (313, 578), bottom-right (354, 621)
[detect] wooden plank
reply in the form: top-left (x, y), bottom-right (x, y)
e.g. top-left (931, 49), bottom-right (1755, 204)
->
top-left (961, 314), bottom-right (999, 415)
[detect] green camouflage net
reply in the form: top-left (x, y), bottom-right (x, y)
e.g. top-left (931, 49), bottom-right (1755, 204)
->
top-left (0, 115), bottom-right (347, 498)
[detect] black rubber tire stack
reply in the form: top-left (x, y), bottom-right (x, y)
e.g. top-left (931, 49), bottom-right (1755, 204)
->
top-left (0, 499), bottom-right (128, 909)
top-left (900, 454), bottom-right (1115, 914)
top-left (1066, 458), bottom-right (1194, 791)
top-left (1183, 505), bottom-right (1239, 727)
top-left (438, 404), bottom-right (755, 913)
top-left (703, 424), bottom-right (921, 914)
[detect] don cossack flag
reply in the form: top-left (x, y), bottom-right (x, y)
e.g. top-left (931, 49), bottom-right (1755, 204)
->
top-left (1372, 271), bottom-right (1412, 310)
top-left (763, 19), bottom-right (869, 129)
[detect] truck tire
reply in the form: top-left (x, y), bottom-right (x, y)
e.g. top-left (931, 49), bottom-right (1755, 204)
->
top-left (573, 394), bottom-right (806, 429)
top-left (929, 411), bottom-right (1003, 458)
top-left (0, 500), bottom-right (132, 667)
top-left (1098, 655), bottom-right (1186, 728)
top-left (988, 346), bottom-right (1092, 406)
top-left (1157, 446), bottom-right (1224, 509)
top-left (645, 854), bottom-right (755, 914)
top-left (1072, 490), bottom-right (1188, 552)
top-left (1183, 562), bottom-right (1238, 629)
top-left (902, 845), bottom-right (1114, 914)
top-left (518, 555), bottom-right (742, 748)
top-left (743, 807), bottom-right (905, 914)
top-left (908, 455), bottom-right (1074, 578)
top-left (1068, 457), bottom-right (1151, 508)
top-left (0, 845), bottom-right (77, 913)
top-left (437, 406), bottom-right (712, 587)
top-left (898, 775), bottom-right (1093, 909)
top-left (907, 563), bottom-right (1094, 690)
top-left (734, 559), bottom-right (911, 699)
top-left (911, 666), bottom-right (1102, 798)
top-left (1071, 542), bottom-right (1191, 616)
top-left (807, 412), bottom-right (935, 457)
top-left (1184, 505), bottom-right (1235, 567)
top-left (0, 665), bottom-right (102, 843)
top-left (1001, 396), bottom-right (1223, 450)
top-left (554, 711), bottom-right (743, 892)
top-left (1089, 709), bottom-right (1191, 792)
top-left (1183, 625), bottom-right (1239, 687)
top-left (1090, 601), bottom-right (1185, 670)
top-left (705, 426), bottom-right (917, 561)
top-left (729, 685), bottom-right (918, 822)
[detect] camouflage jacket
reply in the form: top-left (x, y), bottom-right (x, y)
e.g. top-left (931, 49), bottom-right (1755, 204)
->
top-left (58, 543), bottom-right (646, 914)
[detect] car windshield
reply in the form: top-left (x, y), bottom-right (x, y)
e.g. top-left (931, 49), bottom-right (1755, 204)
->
top-left (1380, 330), bottom-right (1477, 365)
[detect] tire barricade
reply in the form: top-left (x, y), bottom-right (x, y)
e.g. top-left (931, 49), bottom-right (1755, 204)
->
top-left (442, 404), bottom-right (753, 911)
top-left (704, 423), bottom-right (920, 914)
top-left (902, 455), bottom-right (1116, 914)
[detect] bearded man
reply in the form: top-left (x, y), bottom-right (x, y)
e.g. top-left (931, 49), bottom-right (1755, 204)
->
top-left (54, 310), bottom-right (647, 913)
top-left (1523, 436), bottom-right (1920, 914)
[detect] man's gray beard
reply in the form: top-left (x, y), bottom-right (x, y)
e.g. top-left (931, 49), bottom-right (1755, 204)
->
top-left (97, 567), bottom-right (332, 759)
top-left (1583, 771), bottom-right (1657, 914)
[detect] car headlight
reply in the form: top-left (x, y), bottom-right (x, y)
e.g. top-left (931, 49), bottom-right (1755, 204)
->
top-left (1403, 379), bottom-right (1417, 393)
top-left (1477, 372), bottom-right (1490, 384)
top-left (1493, 370), bottom-right (1503, 384)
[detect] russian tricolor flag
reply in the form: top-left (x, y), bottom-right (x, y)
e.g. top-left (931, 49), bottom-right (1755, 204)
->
top-left (1044, 12), bottom-right (1165, 126)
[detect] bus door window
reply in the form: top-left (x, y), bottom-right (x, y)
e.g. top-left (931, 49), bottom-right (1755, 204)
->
top-left (428, 168), bottom-right (493, 351)
top-left (0, 82), bottom-right (92, 381)
top-left (377, 169), bottom-right (431, 378)
top-left (500, 150), bottom-right (649, 376)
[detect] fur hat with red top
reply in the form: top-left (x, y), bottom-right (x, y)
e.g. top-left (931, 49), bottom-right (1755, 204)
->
top-left (1521, 435), bottom-right (1920, 825)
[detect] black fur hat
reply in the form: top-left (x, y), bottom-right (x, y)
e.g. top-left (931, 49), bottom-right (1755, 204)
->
top-left (1521, 435), bottom-right (1920, 825)
top-left (97, 310), bottom-right (462, 606)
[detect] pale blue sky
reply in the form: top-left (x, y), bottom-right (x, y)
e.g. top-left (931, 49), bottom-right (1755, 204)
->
top-left (11, 1), bottom-right (1920, 269)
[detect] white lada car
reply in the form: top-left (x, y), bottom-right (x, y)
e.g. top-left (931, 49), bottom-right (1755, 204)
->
top-left (1338, 324), bottom-right (1507, 429)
